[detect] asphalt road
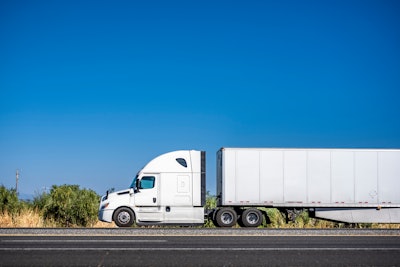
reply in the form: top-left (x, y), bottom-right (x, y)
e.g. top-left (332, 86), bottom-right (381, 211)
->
top-left (0, 229), bottom-right (399, 266)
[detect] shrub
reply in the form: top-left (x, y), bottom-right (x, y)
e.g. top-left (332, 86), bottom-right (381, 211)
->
top-left (264, 208), bottom-right (286, 228)
top-left (0, 185), bottom-right (22, 215)
top-left (40, 184), bottom-right (100, 227)
top-left (205, 191), bottom-right (217, 210)
top-left (204, 192), bottom-right (217, 228)
top-left (33, 191), bottom-right (50, 211)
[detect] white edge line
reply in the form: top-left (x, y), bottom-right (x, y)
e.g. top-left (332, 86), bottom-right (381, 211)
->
top-left (0, 248), bottom-right (399, 251)
top-left (1, 240), bottom-right (167, 243)
top-left (0, 234), bottom-right (399, 237)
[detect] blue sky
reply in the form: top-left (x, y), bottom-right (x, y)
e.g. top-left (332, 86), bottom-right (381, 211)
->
top-left (1, 0), bottom-right (399, 198)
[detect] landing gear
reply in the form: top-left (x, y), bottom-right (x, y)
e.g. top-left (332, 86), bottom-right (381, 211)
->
top-left (283, 208), bottom-right (304, 223)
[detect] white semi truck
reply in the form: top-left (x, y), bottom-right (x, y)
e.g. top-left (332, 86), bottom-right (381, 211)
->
top-left (98, 148), bottom-right (400, 227)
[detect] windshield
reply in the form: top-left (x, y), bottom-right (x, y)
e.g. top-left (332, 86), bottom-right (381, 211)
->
top-left (130, 175), bottom-right (138, 189)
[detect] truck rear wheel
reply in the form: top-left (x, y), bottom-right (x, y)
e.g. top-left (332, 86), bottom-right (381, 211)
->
top-left (215, 208), bottom-right (237, 227)
top-left (113, 207), bottom-right (135, 227)
top-left (241, 208), bottom-right (263, 227)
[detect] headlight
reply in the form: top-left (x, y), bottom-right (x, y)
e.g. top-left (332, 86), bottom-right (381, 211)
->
top-left (101, 203), bottom-right (109, 210)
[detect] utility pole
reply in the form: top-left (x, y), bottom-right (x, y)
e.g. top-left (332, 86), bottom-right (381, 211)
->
top-left (16, 169), bottom-right (19, 195)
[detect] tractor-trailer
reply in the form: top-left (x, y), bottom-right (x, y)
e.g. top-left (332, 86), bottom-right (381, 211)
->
top-left (98, 148), bottom-right (400, 227)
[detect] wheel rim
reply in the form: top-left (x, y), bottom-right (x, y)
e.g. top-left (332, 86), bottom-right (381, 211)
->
top-left (117, 211), bottom-right (131, 224)
top-left (221, 212), bottom-right (233, 224)
top-left (246, 212), bottom-right (259, 224)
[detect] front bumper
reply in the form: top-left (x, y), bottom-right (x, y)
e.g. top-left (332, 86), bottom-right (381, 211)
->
top-left (98, 209), bottom-right (114, 223)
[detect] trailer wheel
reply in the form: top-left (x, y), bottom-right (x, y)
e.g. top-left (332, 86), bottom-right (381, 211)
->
top-left (113, 207), bottom-right (135, 227)
top-left (215, 208), bottom-right (237, 227)
top-left (241, 208), bottom-right (263, 227)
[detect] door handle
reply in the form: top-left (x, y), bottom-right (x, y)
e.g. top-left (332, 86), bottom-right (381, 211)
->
top-left (153, 197), bottom-right (156, 203)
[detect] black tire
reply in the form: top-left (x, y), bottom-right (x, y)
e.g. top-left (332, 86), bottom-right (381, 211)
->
top-left (113, 207), bottom-right (135, 227)
top-left (215, 208), bottom-right (237, 227)
top-left (241, 208), bottom-right (263, 227)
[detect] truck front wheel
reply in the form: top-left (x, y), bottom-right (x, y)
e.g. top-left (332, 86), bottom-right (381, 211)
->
top-left (113, 207), bottom-right (135, 227)
top-left (215, 208), bottom-right (237, 227)
top-left (241, 208), bottom-right (263, 227)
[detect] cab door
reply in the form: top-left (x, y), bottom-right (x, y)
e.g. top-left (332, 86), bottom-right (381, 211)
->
top-left (134, 174), bottom-right (162, 222)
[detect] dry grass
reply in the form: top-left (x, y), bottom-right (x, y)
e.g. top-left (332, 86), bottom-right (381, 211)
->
top-left (0, 209), bottom-right (116, 228)
top-left (0, 209), bottom-right (45, 228)
top-left (1, 208), bottom-right (399, 228)
top-left (369, 223), bottom-right (400, 229)
top-left (93, 221), bottom-right (117, 228)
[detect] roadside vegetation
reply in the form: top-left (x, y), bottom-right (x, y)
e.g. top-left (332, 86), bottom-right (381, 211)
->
top-left (1, 186), bottom-right (398, 228)
top-left (0, 184), bottom-right (113, 228)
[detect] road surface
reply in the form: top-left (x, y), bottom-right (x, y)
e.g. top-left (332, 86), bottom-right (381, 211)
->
top-left (0, 228), bottom-right (399, 266)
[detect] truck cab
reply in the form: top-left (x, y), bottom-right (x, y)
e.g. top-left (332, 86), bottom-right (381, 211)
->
top-left (98, 150), bottom-right (206, 227)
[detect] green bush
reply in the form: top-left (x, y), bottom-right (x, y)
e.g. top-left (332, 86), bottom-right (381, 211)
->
top-left (204, 191), bottom-right (217, 228)
top-left (39, 184), bottom-right (100, 227)
top-left (263, 208), bottom-right (286, 228)
top-left (0, 185), bottom-right (22, 215)
top-left (205, 191), bottom-right (217, 210)
top-left (33, 191), bottom-right (50, 211)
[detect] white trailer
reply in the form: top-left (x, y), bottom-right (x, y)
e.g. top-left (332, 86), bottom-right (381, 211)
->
top-left (98, 148), bottom-right (400, 227)
top-left (215, 148), bottom-right (400, 226)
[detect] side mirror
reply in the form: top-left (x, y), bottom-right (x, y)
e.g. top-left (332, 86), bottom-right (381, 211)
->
top-left (135, 179), bottom-right (140, 192)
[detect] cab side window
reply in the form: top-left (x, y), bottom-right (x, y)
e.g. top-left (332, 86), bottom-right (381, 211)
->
top-left (139, 176), bottom-right (155, 189)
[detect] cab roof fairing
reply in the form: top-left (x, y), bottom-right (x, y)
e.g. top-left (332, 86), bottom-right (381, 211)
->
top-left (137, 150), bottom-right (202, 175)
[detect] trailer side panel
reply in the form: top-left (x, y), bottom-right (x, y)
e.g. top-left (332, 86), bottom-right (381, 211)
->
top-left (217, 148), bottom-right (400, 208)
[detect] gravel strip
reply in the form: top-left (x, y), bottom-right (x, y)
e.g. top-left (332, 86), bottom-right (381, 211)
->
top-left (0, 228), bottom-right (399, 236)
